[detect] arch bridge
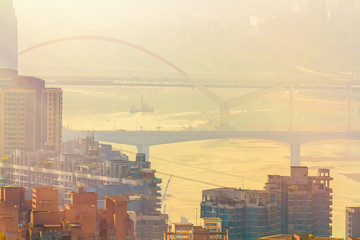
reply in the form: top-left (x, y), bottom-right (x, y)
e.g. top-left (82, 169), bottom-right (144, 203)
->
top-left (20, 36), bottom-right (360, 131)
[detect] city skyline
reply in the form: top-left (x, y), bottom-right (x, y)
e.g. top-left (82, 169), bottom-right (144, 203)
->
top-left (1, 0), bottom-right (360, 239)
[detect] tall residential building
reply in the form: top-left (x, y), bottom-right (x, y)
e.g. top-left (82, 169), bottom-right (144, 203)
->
top-left (41, 88), bottom-right (63, 151)
top-left (346, 207), bottom-right (360, 239)
top-left (0, 68), bottom-right (17, 88)
top-left (265, 166), bottom-right (333, 237)
top-left (0, 0), bottom-right (18, 70)
top-left (200, 188), bottom-right (278, 240)
top-left (0, 70), bottom-right (62, 160)
top-left (308, 0), bottom-right (328, 33)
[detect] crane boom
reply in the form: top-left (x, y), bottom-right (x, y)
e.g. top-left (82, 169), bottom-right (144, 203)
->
top-left (162, 175), bottom-right (172, 214)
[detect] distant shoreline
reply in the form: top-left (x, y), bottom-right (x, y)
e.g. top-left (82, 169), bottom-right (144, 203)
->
top-left (340, 173), bottom-right (360, 182)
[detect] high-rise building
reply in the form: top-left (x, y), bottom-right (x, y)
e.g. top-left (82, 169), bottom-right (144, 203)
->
top-left (0, 70), bottom-right (62, 160)
top-left (200, 188), bottom-right (278, 240)
top-left (265, 166), bottom-right (333, 237)
top-left (346, 207), bottom-right (360, 239)
top-left (0, 68), bottom-right (17, 88)
top-left (0, 0), bottom-right (18, 70)
top-left (41, 88), bottom-right (63, 151)
top-left (308, 0), bottom-right (328, 33)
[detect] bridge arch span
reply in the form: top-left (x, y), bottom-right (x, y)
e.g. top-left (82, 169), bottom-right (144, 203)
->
top-left (19, 36), bottom-right (223, 104)
top-left (19, 36), bottom-right (191, 79)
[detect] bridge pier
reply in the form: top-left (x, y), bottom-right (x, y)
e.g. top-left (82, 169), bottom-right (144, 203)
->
top-left (219, 103), bottom-right (232, 131)
top-left (289, 84), bottom-right (294, 131)
top-left (136, 144), bottom-right (150, 161)
top-left (290, 143), bottom-right (301, 166)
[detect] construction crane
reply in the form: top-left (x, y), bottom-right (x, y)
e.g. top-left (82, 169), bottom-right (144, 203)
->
top-left (161, 175), bottom-right (172, 214)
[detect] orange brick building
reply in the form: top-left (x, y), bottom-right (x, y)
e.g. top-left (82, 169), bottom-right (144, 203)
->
top-left (0, 186), bottom-right (135, 240)
top-left (0, 186), bottom-right (27, 240)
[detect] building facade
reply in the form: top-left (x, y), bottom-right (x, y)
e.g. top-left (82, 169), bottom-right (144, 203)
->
top-left (0, 186), bottom-right (136, 240)
top-left (265, 166), bottom-right (333, 236)
top-left (164, 222), bottom-right (229, 240)
top-left (0, 143), bottom-right (169, 239)
top-left (346, 207), bottom-right (360, 239)
top-left (200, 188), bottom-right (278, 240)
top-left (0, 0), bottom-right (18, 70)
top-left (0, 71), bottom-right (62, 160)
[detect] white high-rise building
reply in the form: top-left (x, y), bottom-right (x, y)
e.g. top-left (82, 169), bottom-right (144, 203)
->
top-left (0, 0), bottom-right (18, 70)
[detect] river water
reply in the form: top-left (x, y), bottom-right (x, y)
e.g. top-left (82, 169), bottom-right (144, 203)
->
top-left (62, 85), bottom-right (359, 237)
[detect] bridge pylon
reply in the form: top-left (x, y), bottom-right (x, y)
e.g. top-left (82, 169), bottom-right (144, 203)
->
top-left (290, 143), bottom-right (301, 166)
top-left (218, 102), bottom-right (235, 131)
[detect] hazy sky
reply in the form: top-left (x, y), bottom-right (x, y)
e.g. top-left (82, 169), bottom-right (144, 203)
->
top-left (13, 0), bottom-right (359, 78)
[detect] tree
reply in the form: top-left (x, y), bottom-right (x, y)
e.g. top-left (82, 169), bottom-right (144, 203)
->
top-left (0, 232), bottom-right (7, 240)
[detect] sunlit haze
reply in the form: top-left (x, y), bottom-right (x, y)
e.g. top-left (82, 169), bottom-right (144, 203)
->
top-left (0, 0), bottom-right (359, 239)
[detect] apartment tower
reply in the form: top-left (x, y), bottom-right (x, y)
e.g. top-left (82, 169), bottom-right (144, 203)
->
top-left (265, 166), bottom-right (333, 236)
top-left (346, 207), bottom-right (360, 239)
top-left (0, 71), bottom-right (62, 160)
top-left (0, 0), bottom-right (18, 71)
top-left (201, 188), bottom-right (278, 240)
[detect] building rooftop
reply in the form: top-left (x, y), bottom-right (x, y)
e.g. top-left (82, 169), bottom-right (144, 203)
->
top-left (347, 206), bottom-right (360, 210)
top-left (107, 196), bottom-right (128, 202)
top-left (0, 68), bottom-right (17, 77)
top-left (173, 223), bottom-right (193, 225)
top-left (258, 234), bottom-right (343, 240)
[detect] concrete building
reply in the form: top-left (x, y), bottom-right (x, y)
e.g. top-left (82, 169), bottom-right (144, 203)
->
top-left (0, 0), bottom-right (18, 71)
top-left (0, 141), bottom-right (168, 239)
top-left (0, 71), bottom-right (62, 160)
top-left (169, 223), bottom-right (195, 239)
top-left (0, 68), bottom-right (17, 88)
top-left (41, 88), bottom-right (63, 152)
top-left (258, 233), bottom-right (342, 240)
top-left (164, 222), bottom-right (229, 240)
top-left (200, 188), bottom-right (278, 240)
top-left (346, 207), bottom-right (360, 239)
top-left (265, 166), bottom-right (333, 236)
top-left (0, 186), bottom-right (135, 239)
top-left (32, 186), bottom-right (58, 212)
top-left (0, 186), bottom-right (25, 206)
top-left (0, 203), bottom-right (23, 240)
top-left (201, 217), bottom-right (222, 240)
top-left (0, 186), bottom-right (29, 239)
top-left (29, 187), bottom-right (60, 239)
